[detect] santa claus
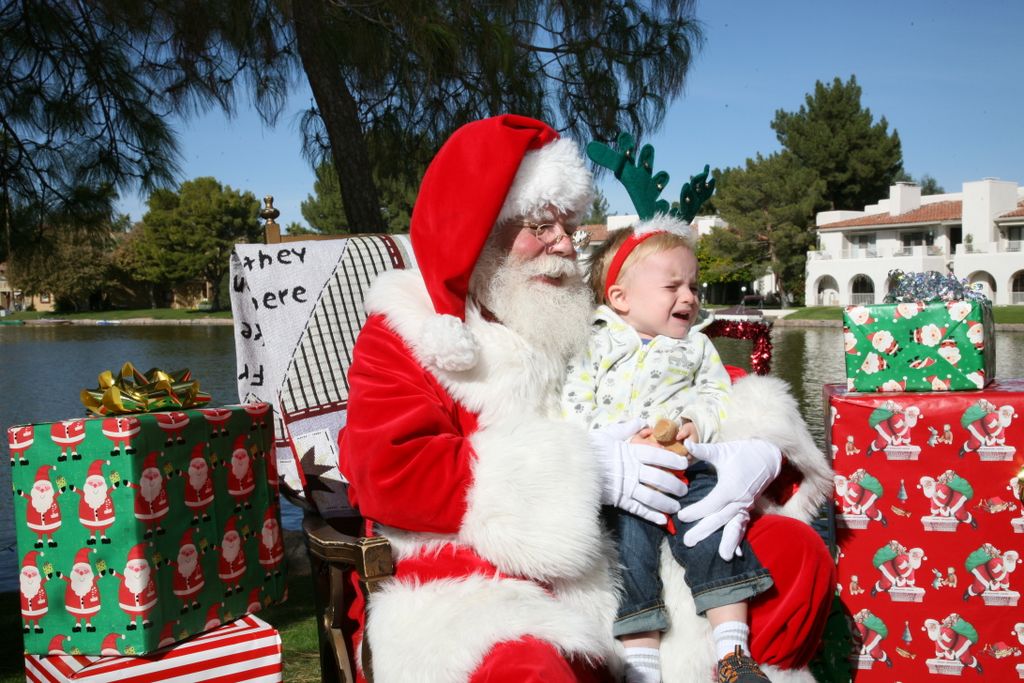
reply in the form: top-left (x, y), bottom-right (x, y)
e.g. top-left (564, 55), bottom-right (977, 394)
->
top-left (246, 587), bottom-right (263, 615)
top-left (74, 460), bottom-right (115, 545)
top-left (50, 419), bottom-right (85, 462)
top-left (116, 543), bottom-right (158, 630)
top-left (61, 547), bottom-right (101, 632)
top-left (964, 543), bottom-right (1020, 600)
top-left (20, 465), bottom-right (63, 547)
top-left (203, 602), bottom-right (223, 632)
top-left (243, 402), bottom-right (270, 431)
top-left (9, 424), bottom-right (35, 465)
top-left (20, 550), bottom-right (50, 633)
top-left (101, 415), bottom-right (140, 456)
top-left (46, 634), bottom-right (69, 655)
top-left (199, 407), bottom-right (233, 438)
top-left (226, 435), bottom-right (255, 511)
top-left (171, 528), bottom-right (205, 613)
top-left (258, 506), bottom-right (284, 579)
top-left (337, 115), bottom-right (834, 683)
top-left (183, 443), bottom-right (214, 524)
top-left (218, 517), bottom-right (247, 596)
top-left (126, 451), bottom-right (170, 538)
top-left (154, 410), bottom-right (190, 446)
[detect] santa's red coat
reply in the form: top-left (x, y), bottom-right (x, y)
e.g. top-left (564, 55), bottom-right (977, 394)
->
top-left (21, 586), bottom-right (48, 619)
top-left (118, 576), bottom-right (157, 615)
top-left (338, 271), bottom-right (833, 683)
top-left (24, 498), bottom-right (61, 534)
top-left (218, 551), bottom-right (246, 582)
top-left (78, 493), bottom-right (114, 530)
top-left (259, 536), bottom-right (284, 569)
top-left (184, 475), bottom-right (215, 510)
top-left (227, 463), bottom-right (255, 498)
top-left (172, 563), bottom-right (205, 600)
top-left (64, 579), bottom-right (101, 617)
top-left (132, 485), bottom-right (169, 522)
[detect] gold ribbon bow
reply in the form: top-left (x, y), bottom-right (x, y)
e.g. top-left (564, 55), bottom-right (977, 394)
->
top-left (81, 362), bottom-right (211, 415)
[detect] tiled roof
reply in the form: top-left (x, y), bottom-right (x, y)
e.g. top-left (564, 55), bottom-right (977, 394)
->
top-left (819, 200), bottom-right (962, 230)
top-left (998, 200), bottom-right (1024, 219)
top-left (581, 223), bottom-right (609, 242)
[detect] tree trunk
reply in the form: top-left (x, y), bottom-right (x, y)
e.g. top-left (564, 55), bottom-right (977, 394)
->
top-left (292, 0), bottom-right (386, 234)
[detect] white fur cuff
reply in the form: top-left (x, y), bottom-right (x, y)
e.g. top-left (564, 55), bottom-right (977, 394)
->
top-left (416, 314), bottom-right (480, 372)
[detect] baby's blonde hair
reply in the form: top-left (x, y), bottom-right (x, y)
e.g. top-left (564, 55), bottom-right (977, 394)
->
top-left (589, 228), bottom-right (696, 306)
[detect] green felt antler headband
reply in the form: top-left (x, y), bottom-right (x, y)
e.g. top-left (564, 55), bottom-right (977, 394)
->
top-left (586, 132), bottom-right (715, 223)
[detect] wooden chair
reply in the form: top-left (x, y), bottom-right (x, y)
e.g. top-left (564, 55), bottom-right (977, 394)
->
top-left (247, 197), bottom-right (776, 683)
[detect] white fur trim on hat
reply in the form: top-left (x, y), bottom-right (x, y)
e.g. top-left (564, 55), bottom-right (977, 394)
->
top-left (497, 137), bottom-right (594, 223)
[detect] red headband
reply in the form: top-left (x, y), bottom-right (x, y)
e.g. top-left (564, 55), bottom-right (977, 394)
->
top-left (603, 231), bottom-right (663, 301)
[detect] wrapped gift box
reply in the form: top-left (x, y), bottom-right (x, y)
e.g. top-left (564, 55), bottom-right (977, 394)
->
top-left (825, 380), bottom-right (1024, 681)
top-left (9, 404), bottom-right (286, 655)
top-left (843, 299), bottom-right (995, 392)
top-left (24, 613), bottom-right (282, 682)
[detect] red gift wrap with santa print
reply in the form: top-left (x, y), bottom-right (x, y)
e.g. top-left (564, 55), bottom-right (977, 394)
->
top-left (826, 380), bottom-right (1024, 680)
top-left (843, 299), bottom-right (995, 392)
top-left (8, 404), bottom-right (285, 655)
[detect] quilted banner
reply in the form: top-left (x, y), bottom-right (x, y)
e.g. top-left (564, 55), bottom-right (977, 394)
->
top-left (826, 380), bottom-right (1024, 680)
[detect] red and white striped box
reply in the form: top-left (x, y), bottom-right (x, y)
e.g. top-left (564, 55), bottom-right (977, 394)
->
top-left (24, 614), bottom-right (282, 683)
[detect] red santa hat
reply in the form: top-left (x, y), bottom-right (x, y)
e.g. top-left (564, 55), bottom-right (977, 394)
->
top-left (34, 465), bottom-right (53, 484)
top-left (86, 459), bottom-right (108, 480)
top-left (74, 547), bottom-right (94, 569)
top-left (126, 543), bottom-right (147, 564)
top-left (233, 435), bottom-right (248, 455)
top-left (263, 505), bottom-right (278, 525)
top-left (189, 443), bottom-right (207, 464)
top-left (224, 516), bottom-right (238, 535)
top-left (22, 550), bottom-right (42, 571)
top-left (100, 633), bottom-right (124, 654)
top-left (408, 115), bottom-right (592, 371)
top-left (247, 587), bottom-right (262, 613)
top-left (47, 634), bottom-right (69, 655)
top-left (180, 528), bottom-right (197, 550)
top-left (143, 451), bottom-right (160, 472)
top-left (205, 603), bottom-right (222, 630)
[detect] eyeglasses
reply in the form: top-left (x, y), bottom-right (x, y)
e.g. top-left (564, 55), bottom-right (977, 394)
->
top-left (521, 220), bottom-right (586, 248)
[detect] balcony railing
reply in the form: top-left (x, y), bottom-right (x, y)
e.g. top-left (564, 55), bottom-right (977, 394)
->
top-left (1013, 291), bottom-right (1024, 304)
top-left (890, 245), bottom-right (945, 257)
top-left (850, 293), bottom-right (875, 305)
top-left (1006, 240), bottom-right (1022, 252)
top-left (841, 247), bottom-right (879, 259)
top-left (807, 251), bottom-right (832, 261)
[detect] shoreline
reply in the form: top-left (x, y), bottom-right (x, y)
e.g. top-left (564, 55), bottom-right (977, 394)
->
top-left (9, 315), bottom-right (1024, 331)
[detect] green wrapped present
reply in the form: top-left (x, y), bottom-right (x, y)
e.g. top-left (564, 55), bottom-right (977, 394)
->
top-left (843, 299), bottom-right (995, 392)
top-left (8, 402), bottom-right (285, 655)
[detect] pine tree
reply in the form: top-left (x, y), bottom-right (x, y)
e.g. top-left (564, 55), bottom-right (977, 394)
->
top-left (897, 479), bottom-right (908, 502)
top-left (772, 76), bottom-right (903, 210)
top-left (701, 152), bottom-right (826, 305)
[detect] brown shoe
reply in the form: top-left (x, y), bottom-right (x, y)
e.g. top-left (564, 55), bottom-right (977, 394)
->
top-left (718, 646), bottom-right (770, 683)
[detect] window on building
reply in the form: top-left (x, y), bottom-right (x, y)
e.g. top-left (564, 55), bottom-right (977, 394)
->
top-left (846, 234), bottom-right (877, 257)
top-left (1008, 226), bottom-right (1023, 252)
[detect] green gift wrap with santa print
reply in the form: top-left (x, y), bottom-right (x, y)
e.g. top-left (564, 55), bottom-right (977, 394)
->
top-left (842, 299), bottom-right (995, 392)
top-left (7, 403), bottom-right (286, 655)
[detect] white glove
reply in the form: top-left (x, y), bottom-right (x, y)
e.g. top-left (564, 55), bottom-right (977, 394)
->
top-left (676, 438), bottom-right (782, 559)
top-left (590, 419), bottom-right (689, 525)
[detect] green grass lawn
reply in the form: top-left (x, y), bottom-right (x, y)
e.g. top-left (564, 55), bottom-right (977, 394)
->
top-left (781, 305), bottom-right (1024, 323)
top-left (7, 307), bottom-right (232, 321)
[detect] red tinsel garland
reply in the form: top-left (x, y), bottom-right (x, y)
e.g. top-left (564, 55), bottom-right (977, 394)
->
top-left (705, 319), bottom-right (773, 376)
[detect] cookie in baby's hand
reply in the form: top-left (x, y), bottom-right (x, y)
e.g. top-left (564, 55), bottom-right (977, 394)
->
top-left (652, 418), bottom-right (690, 459)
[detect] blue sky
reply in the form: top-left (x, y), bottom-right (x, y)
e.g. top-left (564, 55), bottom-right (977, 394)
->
top-left (116, 0), bottom-right (1024, 228)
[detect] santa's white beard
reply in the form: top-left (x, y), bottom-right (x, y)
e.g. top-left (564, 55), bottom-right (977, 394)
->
top-left (83, 480), bottom-right (108, 511)
top-left (139, 471), bottom-right (162, 502)
top-left (470, 245), bottom-right (592, 363)
top-left (31, 486), bottom-right (54, 515)
top-left (70, 568), bottom-right (95, 597)
top-left (262, 523), bottom-right (278, 550)
top-left (177, 549), bottom-right (198, 577)
top-left (222, 535), bottom-right (241, 562)
top-left (21, 572), bottom-right (41, 598)
top-left (231, 454), bottom-right (248, 481)
top-left (188, 465), bottom-right (208, 490)
top-left (124, 563), bottom-right (150, 595)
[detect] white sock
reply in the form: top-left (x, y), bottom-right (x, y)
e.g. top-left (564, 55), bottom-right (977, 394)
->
top-left (623, 646), bottom-right (661, 683)
top-left (712, 621), bottom-right (751, 660)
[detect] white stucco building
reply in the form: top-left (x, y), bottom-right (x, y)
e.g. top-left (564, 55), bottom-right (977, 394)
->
top-left (804, 179), bottom-right (1024, 306)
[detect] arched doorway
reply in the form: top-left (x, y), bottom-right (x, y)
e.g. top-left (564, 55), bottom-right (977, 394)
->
top-left (850, 275), bottom-right (875, 305)
top-left (816, 275), bottom-right (839, 306)
top-left (1012, 270), bottom-right (1024, 305)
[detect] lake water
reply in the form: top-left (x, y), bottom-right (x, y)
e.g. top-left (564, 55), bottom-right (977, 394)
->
top-left (2, 323), bottom-right (1024, 592)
